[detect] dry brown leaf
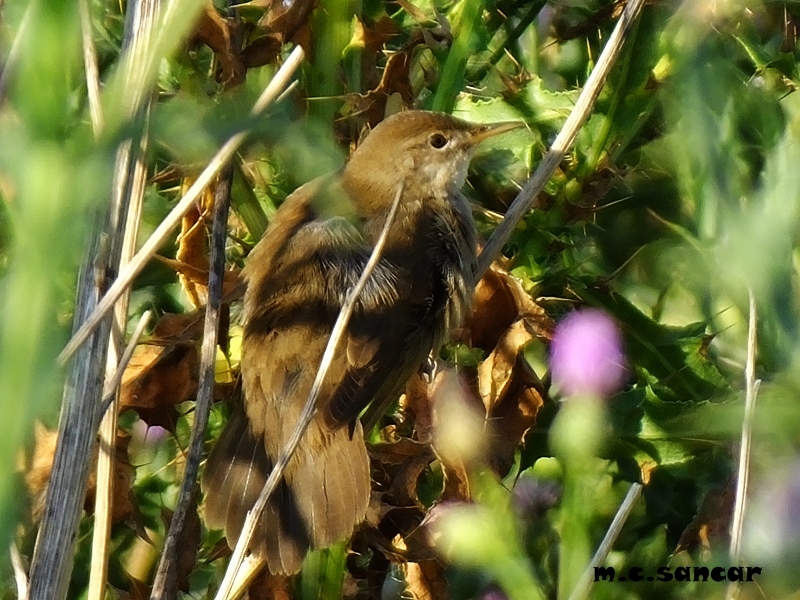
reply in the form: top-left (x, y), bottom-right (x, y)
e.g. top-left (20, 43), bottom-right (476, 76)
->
top-left (459, 266), bottom-right (550, 476)
top-left (675, 477), bottom-right (735, 560)
top-left (258, 0), bottom-right (315, 41)
top-left (477, 318), bottom-right (534, 414)
top-left (386, 455), bottom-right (434, 508)
top-left (191, 1), bottom-right (246, 86)
top-left (370, 439), bottom-right (434, 509)
top-left (152, 311), bottom-right (205, 340)
top-left (238, 0), bottom-right (315, 69)
top-left (640, 459), bottom-right (658, 485)
top-left (484, 354), bottom-right (544, 475)
top-left (248, 571), bottom-right (291, 600)
top-left (440, 457), bottom-right (471, 502)
top-left (400, 368), bottom-right (490, 502)
top-left (124, 577), bottom-right (151, 600)
top-left (176, 179), bottom-right (213, 308)
top-left (378, 509), bottom-right (428, 557)
top-left (351, 15), bottom-right (402, 92)
top-left (343, 47), bottom-right (416, 128)
top-left (370, 438), bottom-right (431, 465)
top-left (476, 317), bottom-right (545, 474)
top-left (353, 15), bottom-right (400, 53)
top-left (119, 305), bottom-right (241, 430)
top-left (462, 263), bottom-right (554, 351)
top-left (402, 372), bottom-right (434, 443)
top-left (463, 266), bottom-right (521, 351)
top-left (84, 430), bottom-right (137, 524)
top-left (402, 560), bottom-right (450, 600)
top-left (240, 36), bottom-right (283, 70)
top-left (119, 342), bottom-right (198, 431)
top-left (155, 256), bottom-right (244, 302)
top-left (155, 256), bottom-right (210, 288)
top-left (429, 369), bottom-right (484, 501)
top-left (24, 422), bottom-right (58, 520)
top-left (24, 423), bottom-right (137, 524)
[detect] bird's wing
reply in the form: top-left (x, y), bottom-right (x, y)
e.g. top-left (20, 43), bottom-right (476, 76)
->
top-left (242, 195), bottom-right (436, 438)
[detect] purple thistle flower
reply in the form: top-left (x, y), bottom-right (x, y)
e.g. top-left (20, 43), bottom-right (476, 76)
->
top-left (746, 459), bottom-right (800, 562)
top-left (481, 586), bottom-right (509, 600)
top-left (550, 308), bottom-right (626, 399)
top-left (511, 476), bottom-right (562, 520)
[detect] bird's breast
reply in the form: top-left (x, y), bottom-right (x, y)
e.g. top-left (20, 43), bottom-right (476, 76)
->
top-left (385, 197), bottom-right (476, 344)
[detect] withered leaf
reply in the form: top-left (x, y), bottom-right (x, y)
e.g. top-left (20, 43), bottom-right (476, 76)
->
top-left (440, 457), bottom-right (471, 502)
top-left (120, 307), bottom-right (241, 430)
top-left (240, 36), bottom-right (283, 70)
top-left (342, 48), bottom-right (416, 129)
top-left (84, 430), bottom-right (138, 524)
top-left (239, 0), bottom-right (315, 69)
top-left (24, 422), bottom-right (58, 521)
top-left (119, 342), bottom-right (199, 431)
top-left (248, 571), bottom-right (291, 600)
top-left (402, 560), bottom-right (450, 600)
top-left (476, 317), bottom-right (545, 474)
top-left (352, 15), bottom-right (400, 53)
top-left (152, 310), bottom-right (205, 340)
top-left (402, 372), bottom-right (434, 444)
top-left (24, 424), bottom-right (137, 525)
top-left (477, 318), bottom-right (534, 414)
top-left (176, 178), bottom-right (213, 308)
top-left (371, 439), bottom-right (434, 508)
top-left (462, 263), bottom-right (554, 351)
top-left (428, 369), bottom-right (484, 501)
top-left (484, 353), bottom-right (545, 475)
top-left (370, 438), bottom-right (431, 465)
top-left (155, 256), bottom-right (244, 303)
top-left (675, 477), bottom-right (735, 560)
top-left (191, 1), bottom-right (245, 86)
top-left (385, 454), bottom-right (433, 508)
top-left (258, 0), bottom-right (315, 41)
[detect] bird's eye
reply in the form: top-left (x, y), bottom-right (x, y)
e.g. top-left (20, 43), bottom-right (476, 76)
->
top-left (429, 133), bottom-right (448, 149)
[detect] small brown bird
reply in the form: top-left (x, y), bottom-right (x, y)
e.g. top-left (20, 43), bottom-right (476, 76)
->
top-left (202, 110), bottom-right (519, 574)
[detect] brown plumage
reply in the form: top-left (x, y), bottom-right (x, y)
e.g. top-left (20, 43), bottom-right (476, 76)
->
top-left (202, 110), bottom-right (520, 575)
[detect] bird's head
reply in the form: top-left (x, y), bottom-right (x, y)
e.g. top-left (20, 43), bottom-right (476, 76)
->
top-left (342, 110), bottom-right (522, 212)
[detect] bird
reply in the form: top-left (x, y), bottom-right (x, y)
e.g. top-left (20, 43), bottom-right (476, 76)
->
top-left (201, 109), bottom-right (521, 575)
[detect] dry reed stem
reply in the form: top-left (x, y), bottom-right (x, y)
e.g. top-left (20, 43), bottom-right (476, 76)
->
top-left (150, 168), bottom-right (232, 597)
top-left (725, 289), bottom-right (761, 600)
top-left (59, 45), bottom-right (306, 364)
top-left (476, 0), bottom-right (646, 279)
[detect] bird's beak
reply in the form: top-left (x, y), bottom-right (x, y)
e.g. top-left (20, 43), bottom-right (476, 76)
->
top-left (469, 120), bottom-right (526, 144)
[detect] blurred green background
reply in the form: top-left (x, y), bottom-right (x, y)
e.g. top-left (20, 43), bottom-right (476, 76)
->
top-left (2, 0), bottom-right (800, 598)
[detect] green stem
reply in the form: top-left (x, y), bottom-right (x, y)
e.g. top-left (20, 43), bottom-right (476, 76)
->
top-left (586, 14), bottom-right (641, 170)
top-left (432, 0), bottom-right (484, 112)
top-left (470, 1), bottom-right (547, 83)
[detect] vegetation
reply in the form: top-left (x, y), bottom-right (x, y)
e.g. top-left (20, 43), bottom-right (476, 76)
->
top-left (2, 0), bottom-right (800, 598)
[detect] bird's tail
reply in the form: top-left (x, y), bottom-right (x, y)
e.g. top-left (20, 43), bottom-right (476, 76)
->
top-left (201, 406), bottom-right (370, 575)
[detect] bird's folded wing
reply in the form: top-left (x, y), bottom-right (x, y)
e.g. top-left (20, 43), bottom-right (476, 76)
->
top-left (244, 207), bottom-right (434, 434)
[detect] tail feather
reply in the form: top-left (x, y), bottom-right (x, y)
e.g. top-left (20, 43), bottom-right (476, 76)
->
top-left (332, 428), bottom-right (370, 541)
top-left (322, 450), bottom-right (346, 545)
top-left (203, 407), bottom-right (266, 539)
top-left (269, 482), bottom-right (307, 573)
top-left (201, 406), bottom-right (370, 575)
